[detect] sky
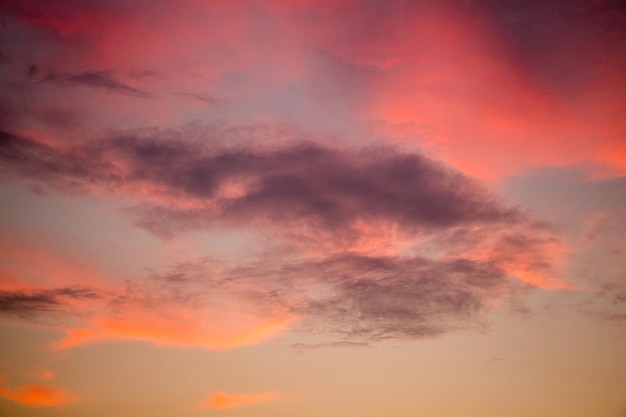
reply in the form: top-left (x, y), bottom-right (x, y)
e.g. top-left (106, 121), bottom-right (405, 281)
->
top-left (0, 0), bottom-right (625, 416)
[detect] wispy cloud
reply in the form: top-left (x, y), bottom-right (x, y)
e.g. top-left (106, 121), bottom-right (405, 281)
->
top-left (285, 254), bottom-right (514, 341)
top-left (48, 259), bottom-right (297, 350)
top-left (42, 71), bottom-right (152, 97)
top-left (0, 287), bottom-right (100, 320)
top-left (199, 391), bottom-right (278, 409)
top-left (0, 123), bottom-right (564, 348)
top-left (175, 91), bottom-right (225, 106)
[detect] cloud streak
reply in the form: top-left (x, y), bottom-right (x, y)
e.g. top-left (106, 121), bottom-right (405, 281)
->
top-left (200, 391), bottom-right (278, 409)
top-left (42, 71), bottom-right (152, 98)
top-left (0, 286), bottom-right (100, 320)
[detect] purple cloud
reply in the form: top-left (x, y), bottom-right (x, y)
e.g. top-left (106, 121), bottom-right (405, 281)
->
top-left (0, 123), bottom-right (563, 343)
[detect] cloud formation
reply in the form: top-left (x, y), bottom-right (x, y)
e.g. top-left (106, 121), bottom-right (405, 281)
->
top-left (48, 258), bottom-right (297, 350)
top-left (2, 247), bottom-right (536, 349)
top-left (0, 122), bottom-right (563, 347)
top-left (0, 126), bottom-right (520, 234)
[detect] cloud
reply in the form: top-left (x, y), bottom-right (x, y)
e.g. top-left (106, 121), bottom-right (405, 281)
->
top-left (0, 254), bottom-right (297, 351)
top-left (49, 259), bottom-right (297, 350)
top-left (295, 0), bottom-right (626, 179)
top-left (200, 391), bottom-right (278, 409)
top-left (175, 92), bottom-right (225, 106)
top-left (42, 71), bottom-right (151, 97)
top-left (48, 249), bottom-right (533, 348)
top-left (2, 0), bottom-right (624, 181)
top-left (0, 376), bottom-right (76, 408)
top-left (0, 244), bottom-right (524, 350)
top-left (0, 126), bottom-right (521, 235)
top-left (0, 124), bottom-right (564, 347)
top-left (0, 257), bottom-right (297, 351)
top-left (0, 123), bottom-right (561, 263)
top-left (0, 287), bottom-right (101, 320)
top-left (284, 253), bottom-right (516, 341)
top-left (52, 314), bottom-right (295, 351)
top-left (292, 341), bottom-right (371, 353)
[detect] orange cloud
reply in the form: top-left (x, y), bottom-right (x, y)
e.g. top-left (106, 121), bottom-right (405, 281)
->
top-left (200, 391), bottom-right (278, 409)
top-left (0, 382), bottom-right (76, 408)
top-left (52, 311), bottom-right (297, 351)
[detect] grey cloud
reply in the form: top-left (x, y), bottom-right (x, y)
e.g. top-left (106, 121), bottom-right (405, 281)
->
top-left (176, 91), bottom-right (225, 106)
top-left (0, 130), bottom-right (113, 191)
top-left (42, 71), bottom-right (151, 97)
top-left (143, 253), bottom-right (514, 342)
top-left (106, 252), bottom-right (516, 344)
top-left (0, 287), bottom-right (101, 320)
top-left (0, 127), bottom-right (523, 240)
top-left (478, 0), bottom-right (626, 94)
top-left (0, 126), bottom-right (560, 343)
top-left (0, 251), bottom-right (528, 344)
top-left (288, 254), bottom-right (511, 341)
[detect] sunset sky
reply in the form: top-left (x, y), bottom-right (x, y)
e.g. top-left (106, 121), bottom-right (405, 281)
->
top-left (0, 1), bottom-right (625, 416)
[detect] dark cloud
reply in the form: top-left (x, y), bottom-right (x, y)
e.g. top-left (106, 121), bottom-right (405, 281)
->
top-left (0, 125), bottom-right (561, 342)
top-left (3, 126), bottom-right (528, 243)
top-left (477, 0), bottom-right (626, 94)
top-left (0, 125), bottom-right (556, 262)
top-left (176, 92), bottom-right (225, 106)
top-left (0, 248), bottom-right (536, 345)
top-left (42, 71), bottom-right (151, 97)
top-left (99, 252), bottom-right (517, 344)
top-left (0, 287), bottom-right (101, 320)
top-left (0, 130), bottom-right (111, 191)
top-left (27, 64), bottom-right (38, 79)
top-left (285, 254), bottom-right (512, 341)
top-left (0, 250), bottom-right (517, 346)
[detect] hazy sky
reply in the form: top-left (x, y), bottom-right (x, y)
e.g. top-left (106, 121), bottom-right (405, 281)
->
top-left (0, 1), bottom-right (625, 416)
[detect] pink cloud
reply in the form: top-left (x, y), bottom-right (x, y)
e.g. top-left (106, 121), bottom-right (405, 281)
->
top-left (1, 125), bottom-right (566, 346)
top-left (371, 6), bottom-right (626, 180)
top-left (2, 0), bottom-right (606, 351)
